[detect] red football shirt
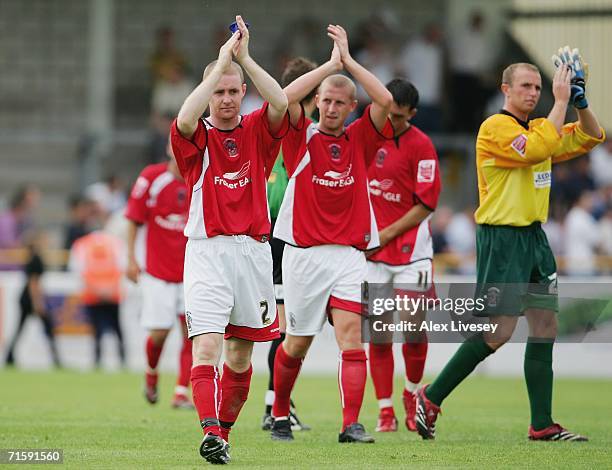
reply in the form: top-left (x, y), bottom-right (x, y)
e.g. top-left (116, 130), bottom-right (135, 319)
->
top-left (367, 125), bottom-right (441, 265)
top-left (170, 103), bottom-right (287, 241)
top-left (274, 106), bottom-right (391, 250)
top-left (125, 162), bottom-right (188, 282)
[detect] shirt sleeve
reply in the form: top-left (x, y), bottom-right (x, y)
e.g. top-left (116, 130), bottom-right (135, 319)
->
top-left (347, 105), bottom-right (393, 167)
top-left (124, 168), bottom-right (152, 224)
top-left (552, 123), bottom-right (606, 164)
top-left (413, 137), bottom-right (441, 211)
top-left (279, 107), bottom-right (310, 177)
top-left (242, 102), bottom-right (290, 178)
top-left (170, 118), bottom-right (207, 178)
top-left (478, 115), bottom-right (561, 168)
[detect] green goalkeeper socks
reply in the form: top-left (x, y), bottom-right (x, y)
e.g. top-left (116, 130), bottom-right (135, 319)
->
top-left (425, 335), bottom-right (494, 406)
top-left (524, 338), bottom-right (555, 430)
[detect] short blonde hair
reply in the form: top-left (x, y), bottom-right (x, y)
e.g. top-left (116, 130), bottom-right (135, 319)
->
top-left (501, 63), bottom-right (540, 85)
top-left (203, 60), bottom-right (245, 83)
top-left (319, 74), bottom-right (357, 100)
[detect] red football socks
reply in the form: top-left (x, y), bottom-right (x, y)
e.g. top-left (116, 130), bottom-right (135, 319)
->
top-left (272, 344), bottom-right (303, 418)
top-left (146, 335), bottom-right (163, 370)
top-left (176, 334), bottom-right (192, 388)
top-left (369, 343), bottom-right (394, 400)
top-left (402, 339), bottom-right (428, 385)
top-left (218, 363), bottom-right (253, 441)
top-left (339, 349), bottom-right (367, 430)
top-left (191, 365), bottom-right (221, 436)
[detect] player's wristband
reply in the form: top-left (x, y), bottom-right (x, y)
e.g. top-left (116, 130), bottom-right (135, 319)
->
top-left (570, 80), bottom-right (588, 109)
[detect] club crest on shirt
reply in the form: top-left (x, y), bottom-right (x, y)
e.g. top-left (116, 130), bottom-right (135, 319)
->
top-left (375, 148), bottom-right (387, 168)
top-left (223, 137), bottom-right (239, 157)
top-left (511, 134), bottom-right (527, 157)
top-left (328, 143), bottom-right (341, 161)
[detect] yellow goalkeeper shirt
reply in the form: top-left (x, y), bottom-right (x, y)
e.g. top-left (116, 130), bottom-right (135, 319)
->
top-left (474, 110), bottom-right (604, 226)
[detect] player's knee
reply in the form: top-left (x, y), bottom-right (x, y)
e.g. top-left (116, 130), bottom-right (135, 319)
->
top-left (283, 335), bottom-right (311, 358)
top-left (224, 340), bottom-right (253, 372)
top-left (192, 334), bottom-right (222, 366)
top-left (149, 329), bottom-right (169, 346)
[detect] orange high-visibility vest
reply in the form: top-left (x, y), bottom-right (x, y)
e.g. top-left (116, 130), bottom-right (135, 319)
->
top-left (70, 231), bottom-right (124, 305)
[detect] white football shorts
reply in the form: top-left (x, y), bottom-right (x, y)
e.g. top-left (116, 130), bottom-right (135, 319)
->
top-left (139, 272), bottom-right (184, 329)
top-left (283, 244), bottom-right (367, 336)
top-left (183, 235), bottom-right (279, 341)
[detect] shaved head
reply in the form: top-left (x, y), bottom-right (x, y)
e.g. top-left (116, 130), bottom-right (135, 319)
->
top-left (319, 74), bottom-right (357, 101)
top-left (203, 60), bottom-right (245, 83)
top-left (501, 63), bottom-right (540, 86)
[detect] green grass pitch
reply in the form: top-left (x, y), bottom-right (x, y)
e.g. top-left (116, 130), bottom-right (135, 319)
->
top-left (0, 370), bottom-right (610, 468)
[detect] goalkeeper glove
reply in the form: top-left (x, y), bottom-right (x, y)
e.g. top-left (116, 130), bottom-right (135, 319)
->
top-left (552, 46), bottom-right (588, 109)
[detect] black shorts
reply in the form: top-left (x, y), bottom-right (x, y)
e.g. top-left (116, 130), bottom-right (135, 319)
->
top-left (270, 219), bottom-right (285, 304)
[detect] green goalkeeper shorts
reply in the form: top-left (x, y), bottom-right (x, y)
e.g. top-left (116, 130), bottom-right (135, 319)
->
top-left (474, 223), bottom-right (558, 316)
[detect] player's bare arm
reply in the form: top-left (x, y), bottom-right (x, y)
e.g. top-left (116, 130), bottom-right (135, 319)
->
top-left (231, 15), bottom-right (288, 131)
top-left (327, 24), bottom-right (392, 131)
top-left (547, 64), bottom-right (571, 134)
top-left (176, 31), bottom-right (240, 138)
top-left (126, 220), bottom-right (141, 283)
top-left (283, 42), bottom-right (343, 126)
top-left (576, 107), bottom-right (603, 139)
top-left (380, 204), bottom-right (432, 248)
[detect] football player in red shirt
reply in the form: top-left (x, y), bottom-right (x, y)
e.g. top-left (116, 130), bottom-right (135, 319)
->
top-left (271, 25), bottom-right (392, 444)
top-left (366, 79), bottom-right (441, 433)
top-left (171, 16), bottom-right (288, 464)
top-left (125, 140), bottom-right (193, 410)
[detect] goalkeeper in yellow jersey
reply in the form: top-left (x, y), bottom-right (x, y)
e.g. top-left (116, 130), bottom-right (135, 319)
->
top-left (415, 50), bottom-right (604, 442)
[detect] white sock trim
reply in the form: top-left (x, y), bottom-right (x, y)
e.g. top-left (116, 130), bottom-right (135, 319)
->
top-left (174, 385), bottom-right (188, 395)
top-left (265, 390), bottom-right (275, 406)
top-left (405, 379), bottom-right (420, 393)
top-left (378, 398), bottom-right (393, 409)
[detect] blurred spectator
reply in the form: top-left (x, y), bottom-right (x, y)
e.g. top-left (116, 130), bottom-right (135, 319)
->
top-left (542, 215), bottom-right (564, 255)
top-left (398, 23), bottom-right (445, 133)
top-left (85, 174), bottom-right (127, 215)
top-left (353, 16), bottom-right (395, 114)
top-left (149, 62), bottom-right (195, 163)
top-left (150, 26), bottom-right (188, 84)
top-left (63, 194), bottom-right (95, 250)
top-left (69, 226), bottom-right (127, 369)
top-left (5, 231), bottom-right (61, 368)
top-left (445, 207), bottom-right (476, 274)
top-left (274, 16), bottom-right (328, 77)
top-left (0, 185), bottom-right (40, 250)
top-left (589, 133), bottom-right (612, 188)
top-left (551, 159), bottom-right (595, 212)
top-left (448, 11), bottom-right (492, 132)
top-left (431, 205), bottom-right (453, 253)
top-left (564, 191), bottom-right (600, 276)
top-left (148, 27), bottom-right (193, 163)
top-left (599, 206), bottom-right (612, 271)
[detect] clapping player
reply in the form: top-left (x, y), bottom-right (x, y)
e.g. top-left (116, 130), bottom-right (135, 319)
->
top-left (171, 15), bottom-right (288, 464)
top-left (271, 25), bottom-right (392, 444)
top-left (416, 49), bottom-right (604, 442)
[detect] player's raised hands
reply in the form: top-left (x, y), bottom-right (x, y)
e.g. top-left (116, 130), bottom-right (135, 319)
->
top-left (232, 15), bottom-right (250, 63)
top-left (327, 24), bottom-right (351, 62)
top-left (329, 41), bottom-right (343, 73)
top-left (551, 63), bottom-right (571, 104)
top-left (212, 30), bottom-right (240, 77)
